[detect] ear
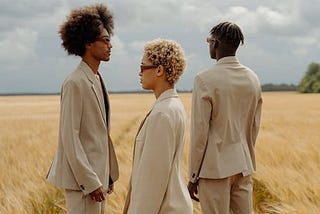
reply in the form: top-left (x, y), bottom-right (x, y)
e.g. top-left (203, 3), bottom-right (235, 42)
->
top-left (214, 39), bottom-right (219, 49)
top-left (156, 65), bottom-right (165, 77)
top-left (85, 43), bottom-right (92, 50)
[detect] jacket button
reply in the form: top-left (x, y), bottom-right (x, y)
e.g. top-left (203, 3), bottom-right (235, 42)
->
top-left (192, 173), bottom-right (195, 178)
top-left (80, 185), bottom-right (85, 190)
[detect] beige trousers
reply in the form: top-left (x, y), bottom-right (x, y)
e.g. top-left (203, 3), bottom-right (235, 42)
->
top-left (198, 174), bottom-right (253, 214)
top-left (65, 189), bottom-right (106, 214)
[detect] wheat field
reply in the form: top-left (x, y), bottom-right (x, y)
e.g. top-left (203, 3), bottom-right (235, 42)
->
top-left (0, 92), bottom-right (319, 213)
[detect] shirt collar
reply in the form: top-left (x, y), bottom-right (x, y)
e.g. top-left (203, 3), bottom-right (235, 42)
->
top-left (216, 56), bottom-right (240, 65)
top-left (154, 88), bottom-right (178, 105)
top-left (78, 61), bottom-right (98, 83)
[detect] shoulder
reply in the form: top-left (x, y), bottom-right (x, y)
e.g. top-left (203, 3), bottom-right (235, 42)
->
top-left (63, 66), bottom-right (89, 86)
top-left (241, 65), bottom-right (261, 84)
top-left (61, 70), bottom-right (88, 96)
top-left (152, 98), bottom-right (186, 123)
top-left (195, 65), bottom-right (221, 83)
top-left (63, 73), bottom-right (78, 88)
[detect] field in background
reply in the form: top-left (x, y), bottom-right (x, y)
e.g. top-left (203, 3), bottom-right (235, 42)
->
top-left (0, 92), bottom-right (319, 213)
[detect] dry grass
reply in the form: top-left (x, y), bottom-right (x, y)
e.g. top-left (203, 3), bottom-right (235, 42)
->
top-left (0, 92), bottom-right (319, 213)
top-left (254, 92), bottom-right (320, 213)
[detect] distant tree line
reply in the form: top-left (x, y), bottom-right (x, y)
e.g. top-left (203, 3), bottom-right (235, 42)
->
top-left (297, 62), bottom-right (320, 93)
top-left (261, 83), bottom-right (296, 92)
top-left (261, 62), bottom-right (320, 93)
top-left (2, 62), bottom-right (319, 95)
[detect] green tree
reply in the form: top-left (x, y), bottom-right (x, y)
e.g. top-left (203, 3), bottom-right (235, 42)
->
top-left (297, 62), bottom-right (320, 93)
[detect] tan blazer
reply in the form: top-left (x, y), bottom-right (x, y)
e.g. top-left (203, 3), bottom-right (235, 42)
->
top-left (47, 61), bottom-right (119, 195)
top-left (189, 56), bottom-right (262, 183)
top-left (124, 89), bottom-right (193, 214)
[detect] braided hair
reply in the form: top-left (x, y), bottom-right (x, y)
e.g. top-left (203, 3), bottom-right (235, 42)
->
top-left (210, 22), bottom-right (244, 48)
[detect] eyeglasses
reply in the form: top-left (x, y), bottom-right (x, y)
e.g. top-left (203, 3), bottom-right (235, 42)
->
top-left (206, 37), bottom-right (216, 44)
top-left (97, 36), bottom-right (111, 44)
top-left (140, 64), bottom-right (158, 73)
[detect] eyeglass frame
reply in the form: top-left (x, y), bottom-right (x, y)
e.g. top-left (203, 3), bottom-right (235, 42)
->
top-left (140, 64), bottom-right (159, 73)
top-left (97, 36), bottom-right (111, 44)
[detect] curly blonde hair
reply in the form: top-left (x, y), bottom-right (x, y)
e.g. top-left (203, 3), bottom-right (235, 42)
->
top-left (144, 39), bottom-right (186, 85)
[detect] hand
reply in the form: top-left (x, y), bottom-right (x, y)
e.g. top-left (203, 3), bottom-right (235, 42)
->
top-left (107, 183), bottom-right (114, 194)
top-left (187, 181), bottom-right (200, 202)
top-left (89, 187), bottom-right (105, 202)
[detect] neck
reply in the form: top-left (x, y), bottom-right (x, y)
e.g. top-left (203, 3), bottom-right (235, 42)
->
top-left (216, 52), bottom-right (235, 61)
top-left (154, 84), bottom-right (173, 99)
top-left (82, 56), bottom-right (100, 74)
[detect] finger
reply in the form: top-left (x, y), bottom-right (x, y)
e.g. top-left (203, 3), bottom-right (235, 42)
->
top-left (188, 185), bottom-right (200, 202)
top-left (95, 196), bottom-right (102, 202)
top-left (107, 185), bottom-right (114, 194)
top-left (93, 194), bottom-right (99, 201)
top-left (190, 194), bottom-right (200, 202)
top-left (90, 194), bottom-right (95, 201)
top-left (187, 185), bottom-right (193, 194)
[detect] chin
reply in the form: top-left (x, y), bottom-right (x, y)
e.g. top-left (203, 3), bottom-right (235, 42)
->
top-left (141, 84), bottom-right (150, 90)
top-left (102, 56), bottom-right (110, 61)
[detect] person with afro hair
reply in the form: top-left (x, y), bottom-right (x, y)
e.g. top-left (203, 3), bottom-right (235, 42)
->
top-left (46, 4), bottom-right (119, 213)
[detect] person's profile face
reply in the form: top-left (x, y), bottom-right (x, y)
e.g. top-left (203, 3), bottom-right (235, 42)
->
top-left (89, 28), bottom-right (112, 62)
top-left (139, 54), bottom-right (158, 90)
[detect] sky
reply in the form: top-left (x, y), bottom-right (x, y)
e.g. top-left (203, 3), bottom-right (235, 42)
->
top-left (0, 0), bottom-right (319, 93)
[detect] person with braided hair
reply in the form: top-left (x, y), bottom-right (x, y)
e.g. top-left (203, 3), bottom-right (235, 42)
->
top-left (46, 4), bottom-right (119, 213)
top-left (188, 22), bottom-right (262, 214)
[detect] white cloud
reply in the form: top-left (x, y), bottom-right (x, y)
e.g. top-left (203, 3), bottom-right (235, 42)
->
top-left (222, 6), bottom-right (258, 35)
top-left (292, 36), bottom-right (319, 47)
top-left (109, 35), bottom-right (127, 58)
top-left (0, 0), bottom-right (319, 93)
top-left (128, 40), bottom-right (146, 52)
top-left (0, 28), bottom-right (38, 64)
top-left (257, 6), bottom-right (289, 26)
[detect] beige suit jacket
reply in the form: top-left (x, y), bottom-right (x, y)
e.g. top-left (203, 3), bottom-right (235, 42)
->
top-left (189, 56), bottom-right (262, 183)
top-left (124, 89), bottom-right (192, 214)
top-left (47, 61), bottom-right (119, 195)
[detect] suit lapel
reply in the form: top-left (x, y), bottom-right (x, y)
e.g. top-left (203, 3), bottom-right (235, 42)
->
top-left (91, 83), bottom-right (107, 124)
top-left (123, 109), bottom-right (152, 214)
top-left (98, 73), bottom-right (110, 129)
top-left (79, 61), bottom-right (107, 127)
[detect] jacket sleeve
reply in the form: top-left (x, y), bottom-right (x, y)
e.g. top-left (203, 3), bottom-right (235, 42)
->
top-left (252, 96), bottom-right (263, 146)
top-left (129, 112), bottom-right (175, 213)
top-left (189, 75), bottom-right (213, 183)
top-left (60, 80), bottom-right (102, 195)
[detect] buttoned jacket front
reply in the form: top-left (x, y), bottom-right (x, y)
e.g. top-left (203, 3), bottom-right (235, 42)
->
top-left (47, 61), bottom-right (119, 195)
top-left (189, 56), bottom-right (262, 183)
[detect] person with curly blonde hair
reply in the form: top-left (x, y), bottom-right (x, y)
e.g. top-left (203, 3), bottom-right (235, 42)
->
top-left (46, 4), bottom-right (119, 214)
top-left (123, 39), bottom-right (193, 214)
